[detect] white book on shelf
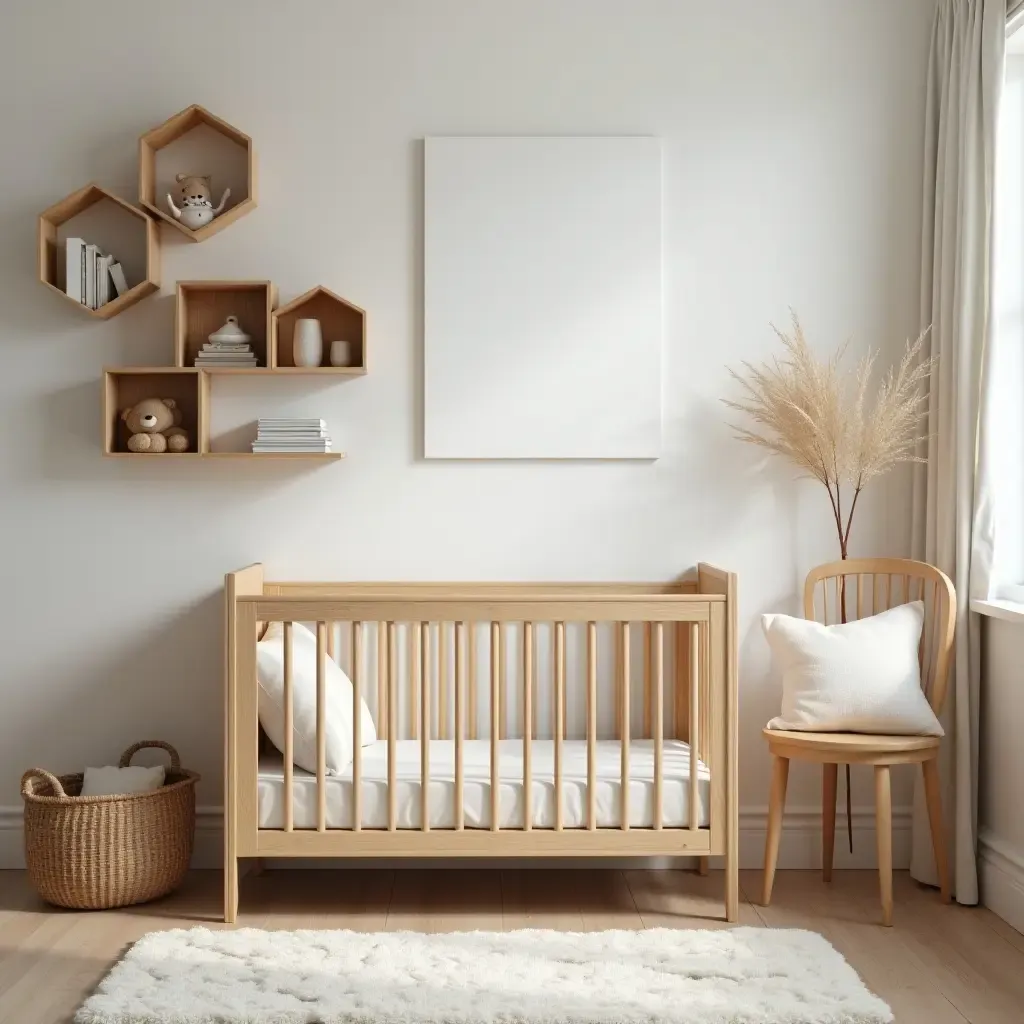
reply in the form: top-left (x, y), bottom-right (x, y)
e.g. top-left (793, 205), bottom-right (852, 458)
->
top-left (96, 254), bottom-right (114, 307)
top-left (84, 244), bottom-right (101, 309)
top-left (64, 238), bottom-right (85, 303)
top-left (109, 263), bottom-right (128, 297)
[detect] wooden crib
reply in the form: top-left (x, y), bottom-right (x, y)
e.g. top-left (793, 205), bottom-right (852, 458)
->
top-left (224, 564), bottom-right (739, 923)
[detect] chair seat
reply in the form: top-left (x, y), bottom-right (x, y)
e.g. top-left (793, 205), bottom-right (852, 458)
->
top-left (763, 727), bottom-right (940, 765)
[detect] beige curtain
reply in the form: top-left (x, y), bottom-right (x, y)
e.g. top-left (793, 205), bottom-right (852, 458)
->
top-left (911, 0), bottom-right (1007, 904)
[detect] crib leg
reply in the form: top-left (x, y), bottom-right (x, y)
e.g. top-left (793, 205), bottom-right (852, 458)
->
top-left (224, 855), bottom-right (239, 924)
top-left (696, 856), bottom-right (709, 876)
top-left (725, 851), bottom-right (739, 923)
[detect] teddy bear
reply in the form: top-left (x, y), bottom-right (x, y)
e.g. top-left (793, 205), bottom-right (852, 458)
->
top-left (166, 173), bottom-right (231, 230)
top-left (121, 397), bottom-right (190, 453)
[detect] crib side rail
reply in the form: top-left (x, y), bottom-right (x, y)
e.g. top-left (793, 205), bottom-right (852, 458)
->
top-left (228, 584), bottom-right (733, 857)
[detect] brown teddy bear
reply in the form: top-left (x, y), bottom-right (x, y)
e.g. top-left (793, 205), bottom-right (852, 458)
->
top-left (121, 398), bottom-right (190, 453)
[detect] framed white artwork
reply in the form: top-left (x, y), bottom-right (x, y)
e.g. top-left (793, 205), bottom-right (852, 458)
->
top-left (424, 136), bottom-right (663, 459)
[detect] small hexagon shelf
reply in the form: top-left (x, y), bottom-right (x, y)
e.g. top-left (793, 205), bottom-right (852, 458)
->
top-left (37, 183), bottom-right (159, 319)
top-left (139, 104), bottom-right (257, 243)
top-left (271, 286), bottom-right (367, 373)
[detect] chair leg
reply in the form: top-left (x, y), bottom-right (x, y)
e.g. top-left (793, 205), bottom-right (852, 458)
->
top-left (874, 765), bottom-right (893, 927)
top-left (823, 763), bottom-right (838, 883)
top-left (762, 755), bottom-right (789, 906)
top-left (922, 758), bottom-right (951, 903)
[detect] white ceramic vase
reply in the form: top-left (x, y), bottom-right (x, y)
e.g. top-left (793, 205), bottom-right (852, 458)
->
top-left (329, 340), bottom-right (352, 367)
top-left (293, 319), bottom-right (323, 367)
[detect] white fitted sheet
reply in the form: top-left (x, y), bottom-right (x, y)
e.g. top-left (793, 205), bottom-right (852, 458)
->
top-left (257, 739), bottom-right (711, 830)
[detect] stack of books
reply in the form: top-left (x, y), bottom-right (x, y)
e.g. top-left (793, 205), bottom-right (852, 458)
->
top-left (194, 339), bottom-right (258, 368)
top-left (253, 418), bottom-right (332, 454)
top-left (65, 237), bottom-right (128, 310)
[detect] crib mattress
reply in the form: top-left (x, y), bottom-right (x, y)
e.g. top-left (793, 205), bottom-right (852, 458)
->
top-left (257, 739), bottom-right (711, 830)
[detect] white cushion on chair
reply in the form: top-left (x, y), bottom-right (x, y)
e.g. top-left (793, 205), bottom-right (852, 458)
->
top-left (257, 622), bottom-right (377, 776)
top-left (763, 601), bottom-right (944, 736)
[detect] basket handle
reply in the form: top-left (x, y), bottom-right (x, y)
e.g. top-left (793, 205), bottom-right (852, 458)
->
top-left (119, 740), bottom-right (181, 769)
top-left (21, 768), bottom-right (67, 799)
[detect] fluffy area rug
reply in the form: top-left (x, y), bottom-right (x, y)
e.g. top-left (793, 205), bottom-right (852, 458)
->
top-left (76, 926), bottom-right (893, 1024)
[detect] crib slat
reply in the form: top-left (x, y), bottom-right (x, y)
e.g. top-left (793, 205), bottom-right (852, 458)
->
top-left (587, 621), bottom-right (597, 831)
top-left (857, 575), bottom-right (866, 619)
top-left (689, 622), bottom-right (699, 833)
top-left (673, 622), bottom-right (684, 740)
top-left (643, 622), bottom-right (652, 737)
top-left (283, 621), bottom-right (294, 833)
top-left (620, 622), bottom-right (630, 831)
top-left (531, 624), bottom-right (539, 738)
top-left (316, 621), bottom-right (327, 832)
top-left (653, 621), bottom-right (664, 830)
top-left (352, 621), bottom-right (363, 832)
top-left (378, 622), bottom-right (388, 740)
top-left (455, 621), bottom-right (465, 831)
top-left (410, 624), bottom-right (420, 740)
top-left (554, 620), bottom-right (565, 831)
top-left (498, 623), bottom-right (506, 740)
top-left (421, 622), bottom-right (431, 831)
top-left (469, 624), bottom-right (478, 741)
top-left (491, 621), bottom-right (501, 832)
top-left (523, 622), bottom-right (534, 831)
top-left (326, 621), bottom-right (336, 661)
top-left (387, 622), bottom-right (397, 831)
top-left (439, 622), bottom-right (448, 740)
top-left (615, 622), bottom-right (623, 738)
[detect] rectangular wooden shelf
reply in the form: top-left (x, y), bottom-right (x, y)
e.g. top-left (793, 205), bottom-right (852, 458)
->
top-left (203, 452), bottom-right (346, 460)
top-left (103, 368), bottom-right (201, 455)
top-left (176, 280), bottom-right (275, 369)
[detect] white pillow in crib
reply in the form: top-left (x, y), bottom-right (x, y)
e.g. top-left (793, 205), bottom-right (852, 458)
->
top-left (763, 601), bottom-right (943, 736)
top-left (257, 621), bottom-right (376, 775)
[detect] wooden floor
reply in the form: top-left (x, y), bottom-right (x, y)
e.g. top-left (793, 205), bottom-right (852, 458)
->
top-left (0, 868), bottom-right (1021, 1023)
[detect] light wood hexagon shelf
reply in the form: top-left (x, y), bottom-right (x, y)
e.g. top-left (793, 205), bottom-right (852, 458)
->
top-left (139, 104), bottom-right (257, 243)
top-left (38, 184), bottom-right (159, 319)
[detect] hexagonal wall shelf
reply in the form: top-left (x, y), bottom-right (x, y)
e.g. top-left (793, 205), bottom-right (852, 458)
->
top-left (271, 286), bottom-right (367, 372)
top-left (37, 183), bottom-right (159, 319)
top-left (139, 104), bottom-right (257, 243)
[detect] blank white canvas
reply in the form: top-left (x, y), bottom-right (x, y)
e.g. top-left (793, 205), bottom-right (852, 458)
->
top-left (424, 136), bottom-right (662, 459)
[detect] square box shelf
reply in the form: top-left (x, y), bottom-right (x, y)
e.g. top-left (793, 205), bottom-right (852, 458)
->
top-left (271, 286), bottom-right (366, 372)
top-left (139, 104), bottom-right (256, 243)
top-left (38, 183), bottom-right (159, 319)
top-left (103, 368), bottom-right (202, 456)
top-left (175, 280), bottom-right (276, 370)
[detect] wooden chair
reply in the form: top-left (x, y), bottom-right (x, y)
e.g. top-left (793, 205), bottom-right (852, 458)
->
top-left (761, 557), bottom-right (956, 926)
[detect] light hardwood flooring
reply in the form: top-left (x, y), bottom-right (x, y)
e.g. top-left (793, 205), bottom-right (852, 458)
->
top-left (0, 868), bottom-right (1021, 1023)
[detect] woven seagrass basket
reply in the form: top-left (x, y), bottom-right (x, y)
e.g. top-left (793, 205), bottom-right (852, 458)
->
top-left (20, 740), bottom-right (199, 910)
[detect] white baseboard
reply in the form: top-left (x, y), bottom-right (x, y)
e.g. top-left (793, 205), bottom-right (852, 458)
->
top-left (980, 829), bottom-right (1024, 934)
top-left (1, 804), bottom-right (912, 872)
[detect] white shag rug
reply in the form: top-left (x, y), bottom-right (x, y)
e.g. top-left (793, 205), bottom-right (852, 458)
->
top-left (76, 926), bottom-right (893, 1024)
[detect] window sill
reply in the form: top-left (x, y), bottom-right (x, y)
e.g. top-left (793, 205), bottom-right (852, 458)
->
top-left (971, 599), bottom-right (1024, 624)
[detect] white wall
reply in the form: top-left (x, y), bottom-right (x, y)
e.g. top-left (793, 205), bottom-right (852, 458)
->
top-left (0, 0), bottom-right (936, 868)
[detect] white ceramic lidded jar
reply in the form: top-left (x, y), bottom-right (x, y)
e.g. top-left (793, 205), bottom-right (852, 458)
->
top-left (209, 315), bottom-right (250, 345)
top-left (293, 319), bottom-right (323, 368)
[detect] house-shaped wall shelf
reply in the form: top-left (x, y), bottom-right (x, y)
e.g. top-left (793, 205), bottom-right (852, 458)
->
top-left (139, 104), bottom-right (257, 243)
top-left (38, 184), bottom-right (159, 319)
top-left (271, 286), bottom-right (367, 373)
